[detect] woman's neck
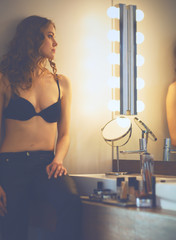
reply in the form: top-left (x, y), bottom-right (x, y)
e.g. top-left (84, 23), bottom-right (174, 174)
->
top-left (33, 66), bottom-right (46, 78)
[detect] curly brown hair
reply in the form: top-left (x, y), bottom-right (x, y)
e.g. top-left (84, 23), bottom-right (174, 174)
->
top-left (0, 15), bottom-right (57, 94)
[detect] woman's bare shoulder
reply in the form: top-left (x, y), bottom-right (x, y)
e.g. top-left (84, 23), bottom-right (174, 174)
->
top-left (57, 74), bottom-right (71, 100)
top-left (167, 81), bottom-right (176, 105)
top-left (57, 74), bottom-right (71, 87)
top-left (167, 81), bottom-right (176, 97)
top-left (57, 74), bottom-right (71, 91)
top-left (168, 80), bottom-right (176, 90)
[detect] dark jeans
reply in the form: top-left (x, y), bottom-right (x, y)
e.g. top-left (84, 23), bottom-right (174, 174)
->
top-left (0, 151), bottom-right (82, 240)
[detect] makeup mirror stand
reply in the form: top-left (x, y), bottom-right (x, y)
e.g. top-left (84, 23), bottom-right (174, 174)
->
top-left (111, 145), bottom-right (122, 175)
top-left (101, 116), bottom-right (132, 176)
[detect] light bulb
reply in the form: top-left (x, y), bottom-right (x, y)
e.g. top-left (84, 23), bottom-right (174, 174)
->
top-left (137, 55), bottom-right (145, 66)
top-left (108, 76), bottom-right (120, 88)
top-left (137, 100), bottom-right (145, 112)
top-left (137, 78), bottom-right (145, 90)
top-left (107, 6), bottom-right (120, 19)
top-left (136, 9), bottom-right (144, 22)
top-left (108, 53), bottom-right (120, 65)
top-left (107, 30), bottom-right (120, 42)
top-left (136, 32), bottom-right (144, 44)
top-left (108, 100), bottom-right (120, 111)
top-left (116, 117), bottom-right (131, 128)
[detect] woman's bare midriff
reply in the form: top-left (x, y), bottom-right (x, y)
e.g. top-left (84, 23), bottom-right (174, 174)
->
top-left (0, 117), bottom-right (57, 153)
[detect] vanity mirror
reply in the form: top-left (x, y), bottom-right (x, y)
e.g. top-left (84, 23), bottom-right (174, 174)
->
top-left (101, 116), bottom-right (132, 174)
top-left (101, 116), bottom-right (132, 147)
top-left (106, 0), bottom-right (175, 163)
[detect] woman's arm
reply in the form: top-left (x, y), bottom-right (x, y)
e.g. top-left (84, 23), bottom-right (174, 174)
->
top-left (46, 74), bottom-right (72, 179)
top-left (166, 82), bottom-right (176, 146)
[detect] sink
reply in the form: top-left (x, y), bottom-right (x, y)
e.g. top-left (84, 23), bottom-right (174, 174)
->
top-left (71, 174), bottom-right (117, 195)
top-left (71, 173), bottom-right (176, 211)
top-left (156, 182), bottom-right (176, 211)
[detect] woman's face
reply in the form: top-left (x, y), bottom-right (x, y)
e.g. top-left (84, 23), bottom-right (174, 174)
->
top-left (39, 23), bottom-right (57, 60)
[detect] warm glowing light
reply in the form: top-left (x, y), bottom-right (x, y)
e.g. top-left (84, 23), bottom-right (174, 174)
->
top-left (116, 117), bottom-right (131, 128)
top-left (107, 30), bottom-right (120, 42)
top-left (137, 100), bottom-right (145, 112)
top-left (107, 6), bottom-right (120, 19)
top-left (108, 100), bottom-right (120, 111)
top-left (136, 9), bottom-right (144, 22)
top-left (108, 76), bottom-right (120, 88)
top-left (84, 36), bottom-right (98, 48)
top-left (136, 32), bottom-right (144, 44)
top-left (108, 53), bottom-right (120, 65)
top-left (137, 78), bottom-right (145, 90)
top-left (137, 55), bottom-right (145, 66)
top-left (84, 59), bottom-right (97, 70)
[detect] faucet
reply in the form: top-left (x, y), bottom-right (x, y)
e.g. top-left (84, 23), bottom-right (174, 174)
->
top-left (120, 131), bottom-right (147, 155)
top-left (120, 117), bottom-right (157, 156)
top-left (120, 136), bottom-right (147, 173)
top-left (120, 136), bottom-right (154, 195)
top-left (163, 138), bottom-right (176, 161)
top-left (120, 117), bottom-right (156, 196)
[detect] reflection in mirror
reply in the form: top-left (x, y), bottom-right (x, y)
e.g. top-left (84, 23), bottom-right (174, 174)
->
top-left (163, 138), bottom-right (176, 161)
top-left (166, 82), bottom-right (176, 146)
top-left (165, 81), bottom-right (176, 161)
top-left (101, 116), bottom-right (132, 174)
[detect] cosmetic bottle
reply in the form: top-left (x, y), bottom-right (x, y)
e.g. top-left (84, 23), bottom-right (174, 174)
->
top-left (140, 152), bottom-right (154, 195)
top-left (128, 177), bottom-right (136, 202)
top-left (116, 177), bottom-right (125, 200)
top-left (93, 181), bottom-right (103, 195)
top-left (134, 180), bottom-right (140, 199)
top-left (120, 180), bottom-right (128, 201)
top-left (136, 153), bottom-right (154, 208)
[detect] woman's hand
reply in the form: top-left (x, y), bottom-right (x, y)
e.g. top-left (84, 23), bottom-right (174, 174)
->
top-left (0, 185), bottom-right (7, 216)
top-left (46, 160), bottom-right (67, 179)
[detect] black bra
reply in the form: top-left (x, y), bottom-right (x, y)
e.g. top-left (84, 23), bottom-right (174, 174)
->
top-left (3, 80), bottom-right (61, 123)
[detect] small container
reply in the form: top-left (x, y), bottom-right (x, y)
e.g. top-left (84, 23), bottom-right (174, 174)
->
top-left (116, 177), bottom-right (125, 200)
top-left (120, 181), bottom-right (128, 201)
top-left (134, 180), bottom-right (140, 198)
top-left (93, 181), bottom-right (103, 195)
top-left (140, 152), bottom-right (154, 195)
top-left (128, 177), bottom-right (136, 202)
top-left (136, 195), bottom-right (153, 208)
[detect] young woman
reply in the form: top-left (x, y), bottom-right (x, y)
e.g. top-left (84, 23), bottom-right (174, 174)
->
top-left (0, 15), bottom-right (81, 240)
top-left (166, 81), bottom-right (176, 146)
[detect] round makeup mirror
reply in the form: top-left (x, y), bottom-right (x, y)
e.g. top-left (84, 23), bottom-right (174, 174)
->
top-left (101, 116), bottom-right (132, 175)
top-left (101, 116), bottom-right (132, 146)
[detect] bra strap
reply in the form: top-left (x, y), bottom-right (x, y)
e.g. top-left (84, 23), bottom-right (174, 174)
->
top-left (56, 74), bottom-right (61, 100)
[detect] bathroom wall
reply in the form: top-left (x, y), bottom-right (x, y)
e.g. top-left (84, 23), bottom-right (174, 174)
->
top-left (0, 0), bottom-right (176, 174)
